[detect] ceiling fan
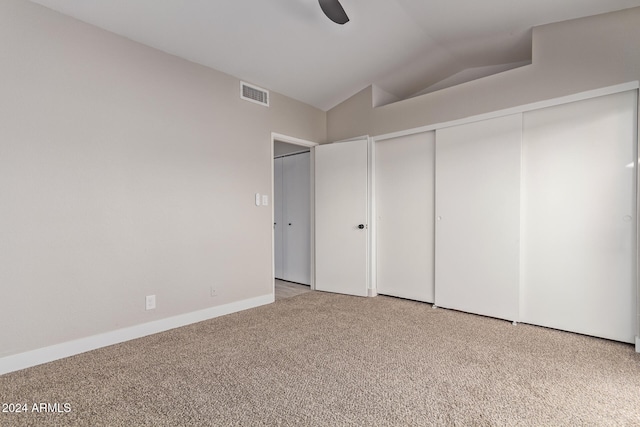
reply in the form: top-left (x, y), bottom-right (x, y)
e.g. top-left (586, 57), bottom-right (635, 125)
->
top-left (318, 0), bottom-right (350, 25)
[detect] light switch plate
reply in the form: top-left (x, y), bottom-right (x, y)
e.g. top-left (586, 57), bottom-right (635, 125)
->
top-left (255, 193), bottom-right (261, 206)
top-left (262, 195), bottom-right (269, 206)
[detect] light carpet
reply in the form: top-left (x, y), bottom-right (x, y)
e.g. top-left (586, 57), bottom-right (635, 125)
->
top-left (1, 291), bottom-right (639, 426)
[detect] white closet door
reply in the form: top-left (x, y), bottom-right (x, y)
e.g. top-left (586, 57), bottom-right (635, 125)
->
top-left (376, 132), bottom-right (435, 302)
top-left (315, 139), bottom-right (369, 296)
top-left (283, 152), bottom-right (311, 285)
top-left (274, 157), bottom-right (284, 280)
top-left (435, 114), bottom-right (522, 321)
top-left (521, 91), bottom-right (637, 343)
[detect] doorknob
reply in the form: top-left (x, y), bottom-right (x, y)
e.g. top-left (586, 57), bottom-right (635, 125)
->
top-left (358, 224), bottom-right (365, 229)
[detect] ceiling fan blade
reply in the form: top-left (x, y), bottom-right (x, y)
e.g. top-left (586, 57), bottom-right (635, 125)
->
top-left (318, 0), bottom-right (349, 25)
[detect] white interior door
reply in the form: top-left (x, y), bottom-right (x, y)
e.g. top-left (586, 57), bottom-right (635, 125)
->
top-left (283, 152), bottom-right (311, 285)
top-left (435, 114), bottom-right (522, 321)
top-left (315, 139), bottom-right (369, 296)
top-left (521, 90), bottom-right (637, 343)
top-left (376, 132), bottom-right (435, 302)
top-left (273, 157), bottom-right (284, 279)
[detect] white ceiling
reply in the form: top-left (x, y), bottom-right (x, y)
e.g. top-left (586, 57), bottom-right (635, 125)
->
top-left (29, 0), bottom-right (640, 111)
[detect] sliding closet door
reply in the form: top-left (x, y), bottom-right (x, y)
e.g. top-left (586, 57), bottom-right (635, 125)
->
top-left (274, 157), bottom-right (284, 279)
top-left (521, 91), bottom-right (637, 343)
top-left (376, 132), bottom-right (435, 302)
top-left (283, 152), bottom-right (311, 285)
top-left (435, 114), bottom-right (521, 321)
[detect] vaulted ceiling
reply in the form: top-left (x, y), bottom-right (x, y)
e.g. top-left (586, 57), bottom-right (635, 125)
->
top-left (29, 0), bottom-right (640, 110)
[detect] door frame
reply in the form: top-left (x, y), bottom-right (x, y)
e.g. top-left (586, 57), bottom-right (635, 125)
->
top-left (271, 133), bottom-right (318, 293)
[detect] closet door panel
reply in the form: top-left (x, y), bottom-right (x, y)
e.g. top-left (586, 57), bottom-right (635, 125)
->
top-left (283, 152), bottom-right (311, 285)
top-left (435, 114), bottom-right (522, 321)
top-left (376, 132), bottom-right (435, 302)
top-left (521, 91), bottom-right (637, 343)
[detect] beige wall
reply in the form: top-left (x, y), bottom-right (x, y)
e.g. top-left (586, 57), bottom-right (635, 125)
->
top-left (0, 0), bottom-right (325, 358)
top-left (327, 7), bottom-right (640, 139)
top-left (326, 86), bottom-right (373, 142)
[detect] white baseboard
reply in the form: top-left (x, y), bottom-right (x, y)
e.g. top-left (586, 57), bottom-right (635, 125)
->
top-left (0, 293), bottom-right (274, 376)
top-left (636, 336), bottom-right (640, 353)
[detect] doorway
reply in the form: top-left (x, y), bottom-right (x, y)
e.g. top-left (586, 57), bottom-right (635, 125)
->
top-left (271, 133), bottom-right (318, 298)
top-left (274, 146), bottom-right (310, 285)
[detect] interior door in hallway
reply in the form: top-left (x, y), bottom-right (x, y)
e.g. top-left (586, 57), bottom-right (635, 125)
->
top-left (315, 139), bottom-right (369, 296)
top-left (282, 152), bottom-right (311, 285)
top-left (274, 157), bottom-right (284, 279)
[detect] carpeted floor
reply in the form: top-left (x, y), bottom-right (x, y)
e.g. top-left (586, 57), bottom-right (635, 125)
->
top-left (1, 291), bottom-right (639, 426)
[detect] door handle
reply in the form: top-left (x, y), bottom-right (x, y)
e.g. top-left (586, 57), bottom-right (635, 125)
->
top-left (358, 224), bottom-right (365, 229)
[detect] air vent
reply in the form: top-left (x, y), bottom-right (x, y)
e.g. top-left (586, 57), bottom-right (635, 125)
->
top-left (241, 82), bottom-right (269, 107)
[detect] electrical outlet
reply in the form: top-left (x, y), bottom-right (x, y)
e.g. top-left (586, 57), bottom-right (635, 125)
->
top-left (210, 287), bottom-right (217, 297)
top-left (145, 295), bottom-right (156, 310)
